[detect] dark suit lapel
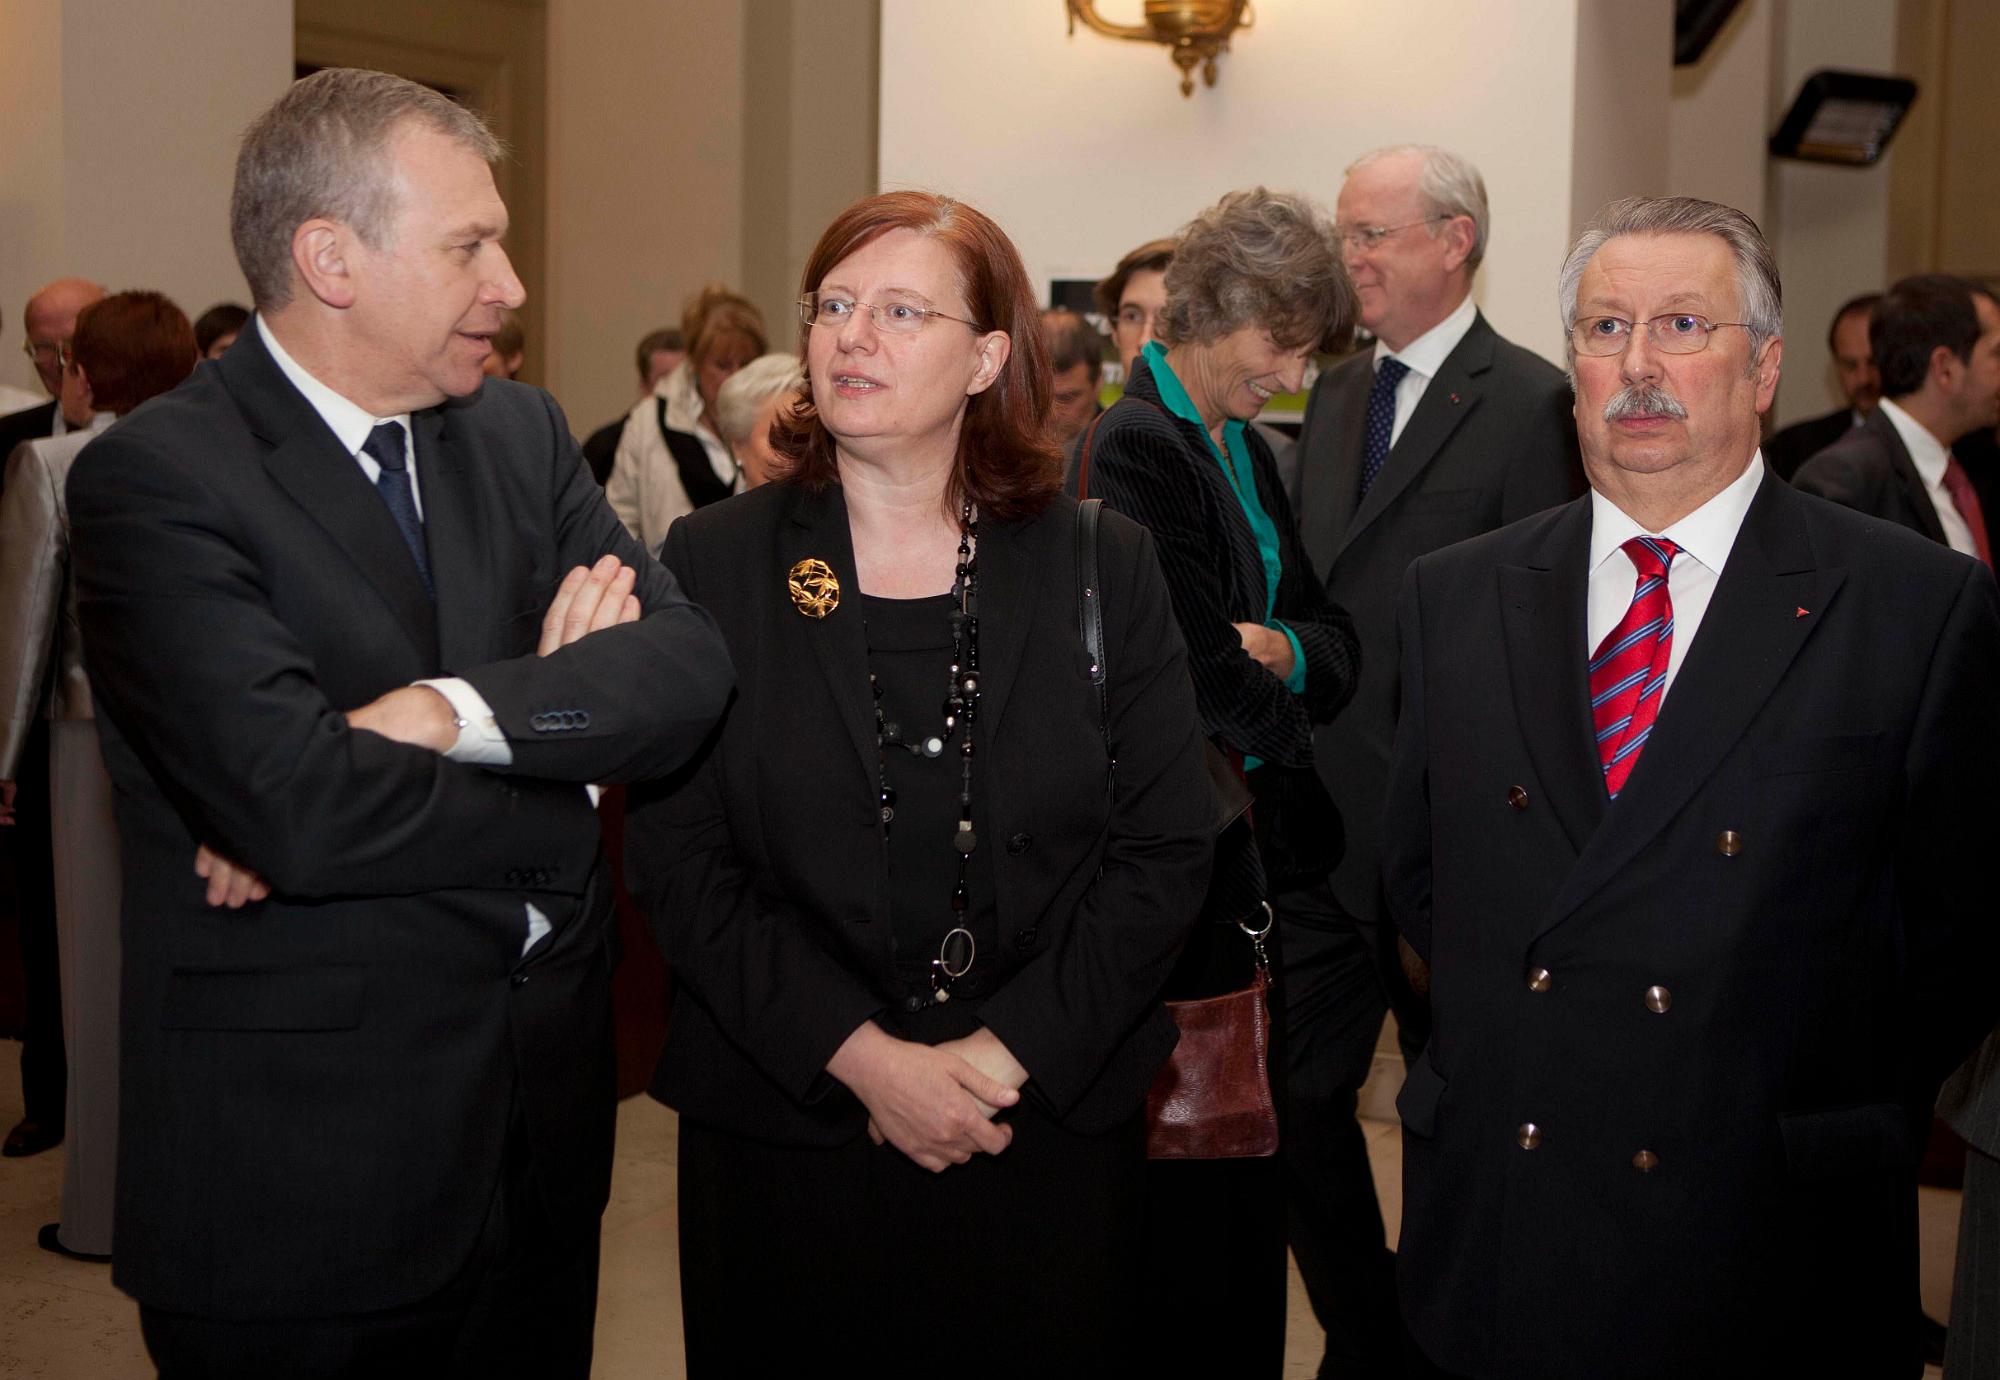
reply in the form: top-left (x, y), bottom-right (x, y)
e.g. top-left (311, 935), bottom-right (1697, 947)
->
top-left (1337, 314), bottom-right (1496, 564)
top-left (227, 330), bottom-right (438, 664)
top-left (781, 485), bottom-right (878, 791)
top-left (1872, 409), bottom-right (1948, 544)
top-left (1299, 360), bottom-right (1373, 577)
top-left (1497, 496), bottom-right (1604, 853)
top-left (1538, 474), bottom-right (1845, 936)
top-left (412, 405), bottom-right (492, 672)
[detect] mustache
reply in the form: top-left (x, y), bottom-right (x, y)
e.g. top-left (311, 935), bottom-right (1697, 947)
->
top-left (1603, 383), bottom-right (1689, 423)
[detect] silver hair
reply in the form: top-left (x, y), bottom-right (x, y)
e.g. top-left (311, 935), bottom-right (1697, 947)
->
top-left (1157, 186), bottom-right (1355, 353)
top-left (715, 353), bottom-right (803, 444)
top-left (1558, 196), bottom-right (1783, 376)
top-left (231, 68), bottom-right (504, 310)
top-left (1346, 144), bottom-right (1490, 271)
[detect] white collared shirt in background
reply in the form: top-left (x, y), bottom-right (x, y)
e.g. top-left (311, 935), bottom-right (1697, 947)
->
top-left (1371, 294), bottom-right (1478, 449)
top-left (1587, 452), bottom-right (1765, 708)
top-left (1876, 397), bottom-right (1980, 559)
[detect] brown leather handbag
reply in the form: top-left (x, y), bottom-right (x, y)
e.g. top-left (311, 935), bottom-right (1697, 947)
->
top-left (1074, 495), bottom-right (1280, 1159)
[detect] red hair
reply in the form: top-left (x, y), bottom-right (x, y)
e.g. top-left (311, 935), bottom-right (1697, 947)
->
top-left (771, 191), bottom-right (1062, 520)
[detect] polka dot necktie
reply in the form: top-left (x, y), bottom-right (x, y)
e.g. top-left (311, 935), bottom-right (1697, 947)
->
top-left (361, 420), bottom-right (434, 600)
top-left (1590, 536), bottom-right (1679, 799)
top-left (1357, 356), bottom-right (1410, 500)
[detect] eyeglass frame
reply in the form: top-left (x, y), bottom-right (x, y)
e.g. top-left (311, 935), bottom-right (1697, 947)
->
top-left (797, 294), bottom-right (985, 335)
top-left (1570, 313), bottom-right (1754, 357)
top-left (20, 338), bottom-right (73, 370)
top-left (1332, 214), bottom-right (1454, 252)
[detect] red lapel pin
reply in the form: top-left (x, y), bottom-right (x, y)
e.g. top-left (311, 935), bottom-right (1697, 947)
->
top-left (1449, 392), bottom-right (1461, 404)
top-left (1795, 606), bottom-right (1810, 618)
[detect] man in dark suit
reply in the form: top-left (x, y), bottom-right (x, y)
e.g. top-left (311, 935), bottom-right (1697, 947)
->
top-left (1794, 274), bottom-right (2000, 564)
top-left (1383, 196), bottom-right (2000, 1377)
top-left (0, 276), bottom-right (102, 1162)
top-left (66, 69), bottom-right (731, 1377)
top-left (1763, 291), bottom-right (1881, 480)
top-left (1286, 143), bottom-right (1578, 1373)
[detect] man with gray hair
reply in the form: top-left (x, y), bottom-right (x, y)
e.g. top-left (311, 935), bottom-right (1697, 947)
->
top-left (1286, 143), bottom-right (1577, 1374)
top-left (66, 68), bottom-right (731, 1375)
top-left (1381, 196), bottom-right (2000, 1376)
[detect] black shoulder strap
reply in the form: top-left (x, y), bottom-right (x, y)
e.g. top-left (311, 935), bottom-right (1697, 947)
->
top-left (1074, 498), bottom-right (1108, 746)
top-left (657, 397), bottom-right (737, 509)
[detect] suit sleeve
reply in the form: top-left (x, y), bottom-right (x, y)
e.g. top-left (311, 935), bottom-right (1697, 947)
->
top-left (974, 521), bottom-right (1214, 1115)
top-left (623, 514), bottom-right (884, 1104)
top-left (1381, 560), bottom-right (1434, 961)
top-left (1090, 414), bottom-right (1322, 767)
top-left (455, 390), bottom-right (733, 785)
top-left (1896, 559), bottom-right (2000, 1099)
top-left (68, 430), bottom-right (603, 899)
top-left (0, 443), bottom-right (62, 779)
top-left (1791, 446), bottom-right (1877, 512)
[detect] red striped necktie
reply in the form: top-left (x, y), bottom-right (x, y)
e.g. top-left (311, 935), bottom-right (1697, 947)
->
top-left (1591, 536), bottom-right (1679, 799)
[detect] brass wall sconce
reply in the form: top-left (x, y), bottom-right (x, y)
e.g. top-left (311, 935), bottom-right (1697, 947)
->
top-left (1065, 0), bottom-right (1255, 99)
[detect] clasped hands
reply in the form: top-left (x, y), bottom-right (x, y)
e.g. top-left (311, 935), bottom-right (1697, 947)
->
top-left (1232, 621), bottom-right (1296, 680)
top-left (193, 555), bottom-right (641, 908)
top-left (826, 1022), bottom-right (1030, 1173)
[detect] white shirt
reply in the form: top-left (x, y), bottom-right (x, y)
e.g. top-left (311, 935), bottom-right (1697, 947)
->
top-left (1371, 294), bottom-right (1478, 449)
top-left (1587, 452), bottom-right (1765, 707)
top-left (256, 317), bottom-right (553, 952)
top-left (1876, 397), bottom-right (1980, 559)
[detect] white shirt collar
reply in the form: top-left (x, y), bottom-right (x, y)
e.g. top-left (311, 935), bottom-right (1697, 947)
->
top-left (1589, 451), bottom-right (1766, 577)
top-left (1372, 294), bottom-right (1477, 380)
top-left (1876, 397), bottom-right (1951, 487)
top-left (256, 314), bottom-right (412, 455)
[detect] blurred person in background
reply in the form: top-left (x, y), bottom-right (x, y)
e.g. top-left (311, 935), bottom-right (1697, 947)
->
top-left (711, 351), bottom-right (800, 490)
top-left (193, 302), bottom-right (251, 362)
top-left (481, 310), bottom-right (525, 380)
top-left (1765, 292), bottom-right (1881, 480)
top-left (606, 286), bottom-right (767, 553)
top-left (1041, 307), bottom-right (1104, 447)
top-left (1096, 237), bottom-right (1174, 370)
top-left (580, 326), bottom-right (685, 485)
top-left (0, 290), bottom-right (197, 1262)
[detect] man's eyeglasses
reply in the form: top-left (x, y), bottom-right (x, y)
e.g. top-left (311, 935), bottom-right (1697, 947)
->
top-left (1332, 216), bottom-right (1452, 251)
top-left (798, 294), bottom-right (984, 335)
top-left (21, 338), bottom-right (71, 369)
top-left (1571, 314), bottom-right (1752, 357)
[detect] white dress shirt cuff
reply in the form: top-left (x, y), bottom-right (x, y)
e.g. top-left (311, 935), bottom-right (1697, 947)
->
top-left (413, 677), bottom-right (513, 766)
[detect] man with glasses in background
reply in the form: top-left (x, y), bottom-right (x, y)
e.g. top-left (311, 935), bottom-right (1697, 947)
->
top-left (0, 277), bottom-right (103, 1167)
top-left (1286, 144), bottom-right (1576, 1377)
top-left (1382, 196), bottom-right (2000, 1377)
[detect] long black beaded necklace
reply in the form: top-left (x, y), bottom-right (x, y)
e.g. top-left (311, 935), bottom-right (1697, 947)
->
top-left (868, 497), bottom-right (980, 1004)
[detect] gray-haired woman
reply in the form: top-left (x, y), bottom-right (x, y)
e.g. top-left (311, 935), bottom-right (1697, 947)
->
top-left (711, 351), bottom-right (801, 489)
top-left (1080, 186), bottom-right (1364, 1375)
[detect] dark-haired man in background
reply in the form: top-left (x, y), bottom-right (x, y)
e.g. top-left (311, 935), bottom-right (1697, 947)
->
top-left (1764, 291), bottom-right (1881, 480)
top-left (1042, 306), bottom-right (1104, 448)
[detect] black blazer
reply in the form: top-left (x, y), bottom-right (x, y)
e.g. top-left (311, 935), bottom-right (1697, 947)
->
top-left (0, 398), bottom-right (58, 460)
top-left (67, 324), bottom-right (733, 1319)
top-left (1293, 311), bottom-right (1578, 930)
top-left (1080, 353), bottom-right (1358, 768)
top-left (1382, 473), bottom-right (2000, 1376)
top-left (626, 482), bottom-right (1214, 1147)
top-left (1764, 404), bottom-right (1857, 481)
top-left (1792, 404), bottom-right (1950, 543)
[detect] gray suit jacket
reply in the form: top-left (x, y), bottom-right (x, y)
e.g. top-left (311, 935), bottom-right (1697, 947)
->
top-left (1294, 310), bottom-right (1579, 928)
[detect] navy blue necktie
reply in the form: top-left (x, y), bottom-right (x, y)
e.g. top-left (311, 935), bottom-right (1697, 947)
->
top-left (361, 421), bottom-right (433, 599)
top-left (1357, 356), bottom-right (1410, 500)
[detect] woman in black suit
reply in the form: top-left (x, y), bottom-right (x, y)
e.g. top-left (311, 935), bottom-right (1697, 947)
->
top-left (1080, 186), bottom-right (1364, 1374)
top-left (625, 190), bottom-right (1213, 1374)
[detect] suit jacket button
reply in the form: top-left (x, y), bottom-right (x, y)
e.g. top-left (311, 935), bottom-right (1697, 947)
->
top-left (1016, 927), bottom-right (1039, 951)
top-left (1507, 785), bottom-right (1530, 810)
top-left (511, 972), bottom-right (529, 988)
top-left (530, 714), bottom-right (548, 731)
top-left (1645, 985), bottom-right (1672, 1014)
top-left (1526, 967), bottom-right (1553, 993)
top-left (504, 868), bottom-right (522, 885)
top-left (1006, 833), bottom-right (1032, 855)
top-left (575, 710), bottom-right (591, 728)
top-left (1516, 1122), bottom-right (1542, 1150)
top-left (1633, 1149), bottom-right (1660, 1172)
top-left (1716, 829), bottom-right (1742, 856)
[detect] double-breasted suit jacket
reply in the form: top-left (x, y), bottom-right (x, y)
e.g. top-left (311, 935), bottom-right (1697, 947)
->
top-left (1294, 312), bottom-right (1578, 931)
top-left (66, 325), bottom-right (733, 1320)
top-left (1382, 472), bottom-right (2000, 1376)
top-left (625, 482), bottom-right (1214, 1146)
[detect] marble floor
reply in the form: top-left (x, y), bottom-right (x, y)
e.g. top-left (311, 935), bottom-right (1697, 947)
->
top-left (0, 1053), bottom-right (1959, 1378)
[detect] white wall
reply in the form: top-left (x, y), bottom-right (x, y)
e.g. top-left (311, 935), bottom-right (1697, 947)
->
top-left (879, 0), bottom-right (1675, 367)
top-left (1667, 0), bottom-right (1776, 221)
top-left (0, 0), bottom-right (291, 394)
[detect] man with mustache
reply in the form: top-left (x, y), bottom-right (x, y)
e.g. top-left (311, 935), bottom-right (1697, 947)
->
top-left (1381, 196), bottom-right (2000, 1377)
top-left (66, 68), bottom-right (732, 1376)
